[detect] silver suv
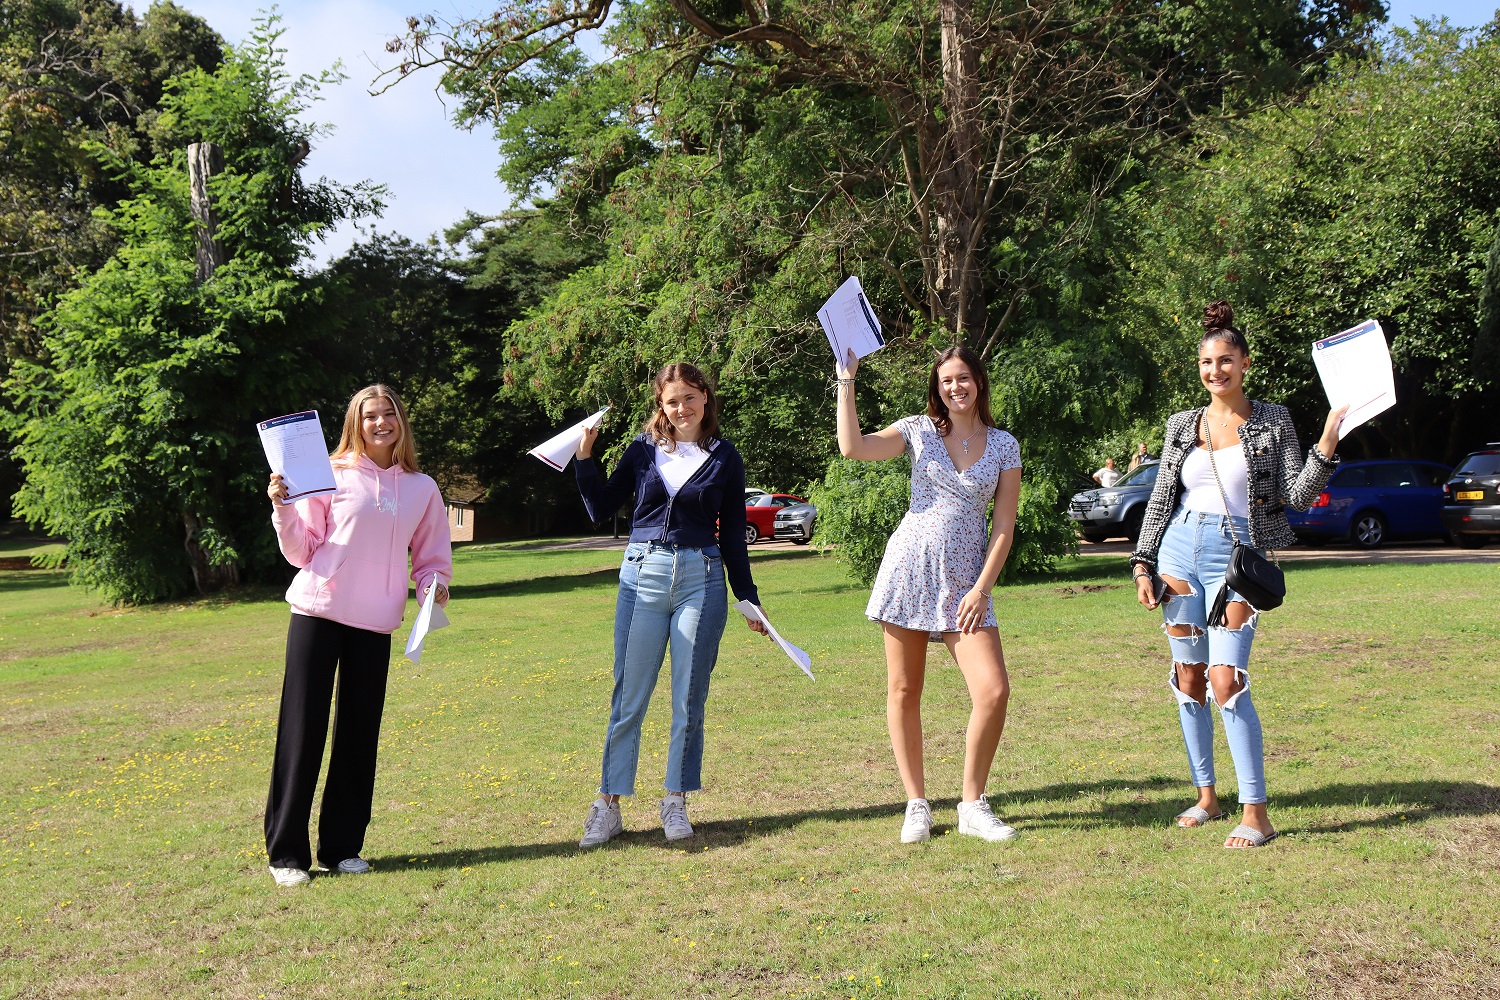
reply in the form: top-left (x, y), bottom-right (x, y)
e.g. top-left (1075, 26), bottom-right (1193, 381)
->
top-left (1067, 461), bottom-right (1160, 543)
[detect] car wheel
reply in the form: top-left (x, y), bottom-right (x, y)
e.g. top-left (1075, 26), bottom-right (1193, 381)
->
top-left (1080, 531), bottom-right (1109, 544)
top-left (1350, 511), bottom-right (1388, 549)
top-left (1123, 509), bottom-right (1145, 543)
top-left (744, 523), bottom-right (759, 545)
top-left (1455, 533), bottom-right (1487, 549)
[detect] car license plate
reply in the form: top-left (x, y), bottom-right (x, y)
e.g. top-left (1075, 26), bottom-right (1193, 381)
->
top-left (1457, 490), bottom-right (1484, 501)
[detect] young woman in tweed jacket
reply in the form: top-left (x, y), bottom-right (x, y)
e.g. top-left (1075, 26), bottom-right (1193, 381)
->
top-left (1129, 301), bottom-right (1346, 848)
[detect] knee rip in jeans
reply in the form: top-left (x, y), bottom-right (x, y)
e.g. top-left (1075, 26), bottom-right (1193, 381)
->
top-left (1208, 664), bottom-right (1250, 710)
top-left (1169, 660), bottom-right (1209, 706)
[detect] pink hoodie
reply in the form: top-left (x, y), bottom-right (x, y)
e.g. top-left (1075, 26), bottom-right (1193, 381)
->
top-left (271, 456), bottom-right (453, 634)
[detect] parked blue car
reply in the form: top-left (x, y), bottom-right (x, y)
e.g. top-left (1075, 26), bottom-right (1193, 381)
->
top-left (1286, 459), bottom-right (1451, 548)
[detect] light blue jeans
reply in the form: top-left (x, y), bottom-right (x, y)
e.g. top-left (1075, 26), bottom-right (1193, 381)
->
top-left (1156, 508), bottom-right (1267, 804)
top-left (599, 541), bottom-right (728, 796)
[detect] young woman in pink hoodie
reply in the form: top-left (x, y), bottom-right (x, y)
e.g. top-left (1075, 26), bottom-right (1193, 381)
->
top-left (263, 385), bottom-right (452, 887)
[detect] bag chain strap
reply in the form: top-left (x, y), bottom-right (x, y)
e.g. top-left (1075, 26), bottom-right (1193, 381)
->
top-left (1200, 409), bottom-right (1244, 548)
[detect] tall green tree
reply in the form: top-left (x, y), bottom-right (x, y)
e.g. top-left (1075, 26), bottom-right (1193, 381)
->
top-left (383, 0), bottom-right (1382, 571)
top-left (1109, 21), bottom-right (1500, 463)
top-left (4, 15), bottom-right (381, 603)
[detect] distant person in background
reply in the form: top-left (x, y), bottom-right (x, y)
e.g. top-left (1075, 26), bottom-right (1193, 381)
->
top-left (1128, 442), bottom-right (1153, 472)
top-left (1093, 458), bottom-right (1121, 487)
top-left (572, 362), bottom-right (769, 849)
top-left (264, 385), bottom-right (452, 887)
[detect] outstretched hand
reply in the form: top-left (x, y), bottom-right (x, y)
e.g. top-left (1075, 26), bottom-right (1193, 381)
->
top-left (835, 347), bottom-right (858, 381)
top-left (576, 423), bottom-right (599, 460)
top-left (1319, 405), bottom-right (1350, 456)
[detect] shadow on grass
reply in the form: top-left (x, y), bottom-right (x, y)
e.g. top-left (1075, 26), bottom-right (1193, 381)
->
top-left (448, 567), bottom-right (622, 600)
top-left (0, 569), bottom-right (72, 593)
top-left (366, 778), bottom-right (1500, 870)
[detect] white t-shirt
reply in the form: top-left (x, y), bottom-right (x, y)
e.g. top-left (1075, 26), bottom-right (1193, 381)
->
top-left (1180, 444), bottom-right (1249, 519)
top-left (655, 440), bottom-right (712, 497)
top-left (1094, 467), bottom-right (1121, 488)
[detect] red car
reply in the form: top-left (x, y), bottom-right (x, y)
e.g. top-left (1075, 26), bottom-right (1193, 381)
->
top-left (744, 493), bottom-right (805, 544)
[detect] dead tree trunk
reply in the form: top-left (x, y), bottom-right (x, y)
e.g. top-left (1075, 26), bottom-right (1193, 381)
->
top-left (183, 142), bottom-right (238, 594)
top-left (933, 0), bottom-right (987, 345)
top-left (188, 142), bottom-right (226, 284)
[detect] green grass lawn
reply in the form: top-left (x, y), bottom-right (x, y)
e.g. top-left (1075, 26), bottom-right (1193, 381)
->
top-left (1, 545), bottom-right (1497, 998)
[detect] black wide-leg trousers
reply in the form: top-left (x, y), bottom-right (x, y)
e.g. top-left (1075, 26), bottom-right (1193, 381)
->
top-left (264, 614), bottom-right (392, 871)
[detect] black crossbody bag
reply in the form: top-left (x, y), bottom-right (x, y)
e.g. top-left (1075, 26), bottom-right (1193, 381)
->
top-left (1203, 413), bottom-right (1285, 624)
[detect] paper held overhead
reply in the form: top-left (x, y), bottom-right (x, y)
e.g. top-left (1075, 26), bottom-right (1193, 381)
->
top-left (528, 406), bottom-right (611, 471)
top-left (733, 601), bottom-right (814, 681)
top-left (256, 410), bottom-right (337, 501)
top-left (1311, 320), bottom-right (1396, 439)
top-left (818, 276), bottom-right (885, 364)
top-left (404, 580), bottom-right (450, 666)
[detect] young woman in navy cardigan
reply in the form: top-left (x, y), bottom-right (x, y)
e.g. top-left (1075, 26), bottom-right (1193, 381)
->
top-left (572, 363), bottom-right (768, 847)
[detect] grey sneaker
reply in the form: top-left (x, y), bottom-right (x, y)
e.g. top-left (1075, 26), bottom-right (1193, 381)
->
top-left (900, 798), bottom-right (933, 843)
top-left (956, 794), bottom-right (1019, 843)
top-left (660, 794), bottom-right (693, 842)
top-left (579, 797), bottom-right (623, 848)
top-left (269, 866), bottom-right (310, 887)
top-left (334, 857), bottom-right (371, 875)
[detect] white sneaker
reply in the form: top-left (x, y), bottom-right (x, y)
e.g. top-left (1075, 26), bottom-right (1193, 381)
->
top-left (579, 797), bottom-right (623, 848)
top-left (660, 794), bottom-right (693, 841)
top-left (269, 866), bottom-right (310, 887)
top-left (957, 794), bottom-right (1019, 842)
top-left (334, 857), bottom-right (371, 875)
top-left (900, 798), bottom-right (933, 843)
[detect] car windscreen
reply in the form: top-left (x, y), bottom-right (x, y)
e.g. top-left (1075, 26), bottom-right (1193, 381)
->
top-left (1453, 453), bottom-right (1500, 477)
top-left (1115, 464), bottom-right (1159, 488)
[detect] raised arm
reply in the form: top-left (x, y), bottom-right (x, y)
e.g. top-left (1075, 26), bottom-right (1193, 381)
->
top-left (835, 348), bottom-right (908, 462)
top-left (575, 432), bottom-right (643, 523)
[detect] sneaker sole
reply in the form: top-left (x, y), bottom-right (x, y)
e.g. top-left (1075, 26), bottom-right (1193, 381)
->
top-left (663, 829), bottom-right (694, 842)
top-left (957, 823), bottom-right (1019, 843)
top-left (900, 828), bottom-right (931, 844)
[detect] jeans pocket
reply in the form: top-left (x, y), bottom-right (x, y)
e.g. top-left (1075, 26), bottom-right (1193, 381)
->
top-left (623, 544), bottom-right (647, 565)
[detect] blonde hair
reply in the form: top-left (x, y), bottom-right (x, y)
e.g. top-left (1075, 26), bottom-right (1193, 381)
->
top-left (331, 384), bottom-right (420, 472)
top-left (641, 362), bottom-right (720, 453)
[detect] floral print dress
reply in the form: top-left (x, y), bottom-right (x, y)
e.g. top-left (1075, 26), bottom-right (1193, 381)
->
top-left (865, 416), bottom-right (1022, 632)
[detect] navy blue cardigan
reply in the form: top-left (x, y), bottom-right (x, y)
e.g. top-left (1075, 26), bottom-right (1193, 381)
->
top-left (575, 434), bottom-right (760, 605)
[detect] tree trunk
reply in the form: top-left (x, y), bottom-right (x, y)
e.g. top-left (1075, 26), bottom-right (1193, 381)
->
top-left (182, 510), bottom-right (239, 594)
top-left (933, 0), bottom-right (987, 345)
top-left (188, 142), bottom-right (226, 284)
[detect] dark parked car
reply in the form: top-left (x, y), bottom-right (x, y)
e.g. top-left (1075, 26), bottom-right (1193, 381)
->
top-left (1067, 461), bottom-right (1159, 543)
top-left (745, 493), bottom-right (804, 544)
top-left (1442, 445), bottom-right (1500, 548)
top-left (1287, 459), bottom-right (1451, 548)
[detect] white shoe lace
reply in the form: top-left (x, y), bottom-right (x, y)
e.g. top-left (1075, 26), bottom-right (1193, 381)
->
top-left (661, 796), bottom-right (691, 838)
top-left (905, 799), bottom-right (931, 826)
top-left (964, 794), bottom-right (1015, 838)
top-left (582, 802), bottom-right (616, 841)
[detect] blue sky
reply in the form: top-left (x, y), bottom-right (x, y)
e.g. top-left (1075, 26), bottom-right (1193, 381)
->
top-left (174, 1), bottom-right (1499, 266)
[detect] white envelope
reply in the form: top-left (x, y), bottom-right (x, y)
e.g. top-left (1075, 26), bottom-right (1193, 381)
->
top-left (528, 406), bottom-right (611, 471)
top-left (404, 579), bottom-right (450, 666)
top-left (733, 601), bottom-right (814, 681)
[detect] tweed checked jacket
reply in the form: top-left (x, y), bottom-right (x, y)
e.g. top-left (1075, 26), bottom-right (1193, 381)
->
top-left (1130, 400), bottom-right (1338, 569)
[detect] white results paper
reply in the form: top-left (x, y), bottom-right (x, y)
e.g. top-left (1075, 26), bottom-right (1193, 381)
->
top-left (1311, 320), bottom-right (1397, 439)
top-left (404, 579), bottom-right (450, 666)
top-left (256, 410), bottom-right (337, 501)
top-left (733, 601), bottom-right (814, 681)
top-left (817, 276), bottom-right (886, 365)
top-left (527, 406), bottom-right (611, 471)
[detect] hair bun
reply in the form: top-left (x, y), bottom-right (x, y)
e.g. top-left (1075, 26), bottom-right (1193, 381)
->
top-left (1203, 299), bottom-right (1235, 332)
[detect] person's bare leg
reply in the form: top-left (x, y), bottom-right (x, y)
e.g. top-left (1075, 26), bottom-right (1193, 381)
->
top-left (882, 624), bottom-right (930, 800)
top-left (943, 627), bottom-right (1010, 802)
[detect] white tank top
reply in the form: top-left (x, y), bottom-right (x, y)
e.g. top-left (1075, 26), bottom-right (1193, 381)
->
top-left (1180, 443), bottom-right (1250, 519)
top-left (655, 440), bottom-right (711, 497)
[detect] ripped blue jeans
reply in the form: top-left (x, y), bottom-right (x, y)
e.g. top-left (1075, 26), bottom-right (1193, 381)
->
top-left (1156, 508), bottom-right (1266, 804)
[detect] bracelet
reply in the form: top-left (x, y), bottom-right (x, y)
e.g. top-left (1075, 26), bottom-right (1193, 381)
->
top-left (1132, 571), bottom-right (1151, 581)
